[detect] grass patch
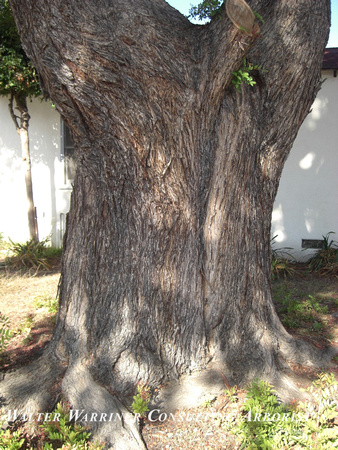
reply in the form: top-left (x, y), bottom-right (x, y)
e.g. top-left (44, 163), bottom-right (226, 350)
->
top-left (272, 277), bottom-right (337, 346)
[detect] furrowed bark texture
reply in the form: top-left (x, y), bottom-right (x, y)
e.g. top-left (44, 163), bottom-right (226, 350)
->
top-left (4, 0), bottom-right (331, 446)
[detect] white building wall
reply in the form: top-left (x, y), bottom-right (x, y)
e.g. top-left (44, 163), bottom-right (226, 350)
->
top-left (272, 70), bottom-right (338, 260)
top-left (0, 71), bottom-right (337, 256)
top-left (0, 97), bottom-right (72, 247)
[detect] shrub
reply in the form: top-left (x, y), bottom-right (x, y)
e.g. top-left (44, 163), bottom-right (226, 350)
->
top-left (271, 235), bottom-right (295, 279)
top-left (7, 237), bottom-right (52, 271)
top-left (308, 232), bottom-right (338, 276)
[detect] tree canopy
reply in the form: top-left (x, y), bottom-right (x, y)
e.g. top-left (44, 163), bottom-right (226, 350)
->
top-left (0, 0), bottom-right (40, 101)
top-left (0, 0), bottom-right (41, 240)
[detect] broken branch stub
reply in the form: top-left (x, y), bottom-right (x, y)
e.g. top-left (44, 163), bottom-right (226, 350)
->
top-left (226, 0), bottom-right (259, 35)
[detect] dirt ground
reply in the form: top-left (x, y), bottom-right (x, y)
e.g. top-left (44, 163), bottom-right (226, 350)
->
top-left (0, 266), bottom-right (337, 449)
top-left (0, 269), bottom-right (60, 370)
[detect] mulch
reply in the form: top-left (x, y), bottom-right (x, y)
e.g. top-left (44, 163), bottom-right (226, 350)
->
top-left (141, 392), bottom-right (244, 449)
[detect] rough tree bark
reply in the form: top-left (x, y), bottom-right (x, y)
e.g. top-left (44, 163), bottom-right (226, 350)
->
top-left (2, 0), bottom-right (333, 447)
top-left (8, 92), bottom-right (38, 241)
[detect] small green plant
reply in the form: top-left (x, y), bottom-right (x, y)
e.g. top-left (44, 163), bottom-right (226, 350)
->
top-left (277, 291), bottom-right (329, 331)
top-left (253, 10), bottom-right (264, 25)
top-left (231, 58), bottom-right (267, 93)
top-left (131, 383), bottom-right (151, 418)
top-left (0, 403), bottom-right (104, 449)
top-left (234, 374), bottom-right (338, 449)
top-left (34, 294), bottom-right (59, 315)
top-left (296, 373), bottom-right (338, 448)
top-left (235, 378), bottom-right (291, 449)
top-left (0, 312), bottom-right (12, 353)
top-left (0, 428), bottom-right (25, 449)
top-left (40, 402), bottom-right (104, 449)
top-left (201, 395), bottom-right (217, 408)
top-left (232, 58), bottom-right (256, 92)
top-left (307, 232), bottom-right (338, 276)
top-left (224, 386), bottom-right (238, 403)
top-left (312, 321), bottom-right (323, 332)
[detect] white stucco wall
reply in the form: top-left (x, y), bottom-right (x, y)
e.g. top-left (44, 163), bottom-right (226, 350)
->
top-left (1, 70), bottom-right (337, 256)
top-left (0, 97), bottom-right (72, 247)
top-left (272, 70), bottom-right (338, 260)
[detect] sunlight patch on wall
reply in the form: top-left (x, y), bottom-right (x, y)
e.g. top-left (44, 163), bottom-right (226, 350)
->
top-left (304, 208), bottom-right (319, 234)
top-left (271, 204), bottom-right (286, 242)
top-left (306, 97), bottom-right (328, 131)
top-left (299, 152), bottom-right (315, 170)
top-left (315, 157), bottom-right (324, 175)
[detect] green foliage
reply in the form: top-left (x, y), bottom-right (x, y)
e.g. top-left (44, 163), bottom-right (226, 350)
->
top-left (271, 235), bottom-right (295, 280)
top-left (7, 237), bottom-right (52, 271)
top-left (232, 58), bottom-right (267, 93)
top-left (43, 246), bottom-right (63, 260)
top-left (277, 290), bottom-right (328, 331)
top-left (188, 0), bottom-right (264, 26)
top-left (131, 383), bottom-right (151, 417)
top-left (236, 379), bottom-right (291, 449)
top-left (201, 395), bottom-right (217, 408)
top-left (296, 373), bottom-right (338, 448)
top-left (253, 10), bottom-right (264, 24)
top-left (235, 375), bottom-right (338, 449)
top-left (224, 386), bottom-right (238, 403)
top-left (6, 237), bottom-right (61, 271)
top-left (40, 402), bottom-right (95, 449)
top-left (188, 0), bottom-right (222, 21)
top-left (0, 0), bottom-right (41, 98)
top-left (0, 312), bottom-right (12, 353)
top-left (34, 294), bottom-right (59, 315)
top-left (307, 232), bottom-right (338, 276)
top-left (0, 403), bottom-right (104, 449)
top-left (0, 429), bottom-right (25, 449)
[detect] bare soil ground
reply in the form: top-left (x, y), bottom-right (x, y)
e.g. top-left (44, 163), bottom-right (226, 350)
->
top-left (0, 265), bottom-right (337, 449)
top-left (0, 269), bottom-right (60, 371)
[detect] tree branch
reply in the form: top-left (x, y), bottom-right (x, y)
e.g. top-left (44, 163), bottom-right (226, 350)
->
top-left (197, 2), bottom-right (258, 113)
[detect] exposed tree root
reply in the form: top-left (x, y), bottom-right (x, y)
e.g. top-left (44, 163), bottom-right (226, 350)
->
top-left (278, 328), bottom-right (338, 369)
top-left (0, 332), bottom-right (336, 448)
top-left (61, 363), bottom-right (146, 449)
top-left (0, 353), bottom-right (64, 423)
top-left (0, 355), bottom-right (146, 449)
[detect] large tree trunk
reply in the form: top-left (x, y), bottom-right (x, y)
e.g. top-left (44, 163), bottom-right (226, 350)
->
top-left (3, 0), bottom-right (333, 447)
